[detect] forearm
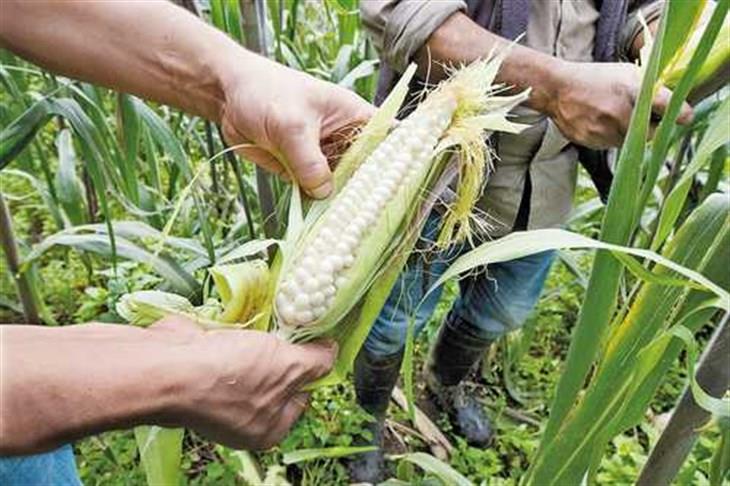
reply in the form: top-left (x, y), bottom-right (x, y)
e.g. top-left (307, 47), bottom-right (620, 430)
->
top-left (414, 12), bottom-right (563, 114)
top-left (0, 324), bottom-right (195, 455)
top-left (0, 0), bottom-right (262, 123)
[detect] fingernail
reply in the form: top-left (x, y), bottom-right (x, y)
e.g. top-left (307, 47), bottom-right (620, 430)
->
top-left (309, 181), bottom-right (333, 199)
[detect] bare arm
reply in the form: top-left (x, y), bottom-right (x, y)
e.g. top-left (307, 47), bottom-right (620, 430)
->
top-left (0, 318), bottom-right (335, 455)
top-left (413, 12), bottom-right (693, 149)
top-left (0, 0), bottom-right (373, 197)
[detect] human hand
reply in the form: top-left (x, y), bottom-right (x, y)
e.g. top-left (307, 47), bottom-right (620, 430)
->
top-left (152, 317), bottom-right (336, 450)
top-left (546, 61), bottom-right (693, 149)
top-left (219, 59), bottom-right (374, 199)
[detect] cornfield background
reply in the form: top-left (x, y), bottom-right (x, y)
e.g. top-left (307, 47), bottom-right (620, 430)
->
top-left (1, 0), bottom-right (728, 485)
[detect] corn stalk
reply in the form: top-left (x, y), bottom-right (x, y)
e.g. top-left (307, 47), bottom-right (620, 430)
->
top-left (637, 313), bottom-right (730, 486)
top-left (0, 192), bottom-right (40, 324)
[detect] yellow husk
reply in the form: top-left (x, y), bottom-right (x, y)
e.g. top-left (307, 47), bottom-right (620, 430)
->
top-left (662, 3), bottom-right (730, 88)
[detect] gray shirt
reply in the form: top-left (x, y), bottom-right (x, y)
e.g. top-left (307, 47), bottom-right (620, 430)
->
top-left (361, 0), bottom-right (662, 237)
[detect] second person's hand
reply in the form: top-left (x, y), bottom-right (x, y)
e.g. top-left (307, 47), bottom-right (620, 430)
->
top-left (545, 61), bottom-right (694, 149)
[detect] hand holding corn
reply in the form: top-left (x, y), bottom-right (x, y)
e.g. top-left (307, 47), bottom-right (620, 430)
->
top-left (0, 317), bottom-right (336, 455)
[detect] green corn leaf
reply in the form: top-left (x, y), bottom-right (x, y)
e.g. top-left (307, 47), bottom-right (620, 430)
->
top-left (3, 168), bottom-right (65, 230)
top-left (218, 238), bottom-right (280, 265)
top-left (388, 452), bottom-right (472, 486)
top-left (670, 324), bottom-right (730, 418)
top-left (527, 193), bottom-right (729, 485)
top-left (426, 229), bottom-right (727, 305)
top-left (658, 0), bottom-right (709, 74)
top-left (134, 426), bottom-right (184, 486)
top-left (132, 97), bottom-right (191, 179)
top-left (117, 93), bottom-right (142, 205)
top-left (0, 98), bottom-right (51, 169)
top-left (23, 232), bottom-right (200, 298)
top-left (615, 299), bottom-right (725, 433)
top-left (538, 0), bottom-right (718, 454)
top-left (663, 1), bottom-right (730, 89)
top-left (709, 423), bottom-right (730, 486)
top-left (636, 0), bottom-right (729, 218)
top-left (281, 446), bottom-right (376, 465)
top-left (54, 129), bottom-right (87, 226)
top-left (652, 95), bottom-right (730, 249)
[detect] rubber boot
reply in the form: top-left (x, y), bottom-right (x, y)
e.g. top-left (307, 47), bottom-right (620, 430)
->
top-left (348, 348), bottom-right (403, 484)
top-left (426, 313), bottom-right (494, 447)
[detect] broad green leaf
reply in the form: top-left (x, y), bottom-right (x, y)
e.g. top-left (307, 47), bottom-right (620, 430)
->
top-left (427, 229), bottom-right (727, 305)
top-left (670, 325), bottom-right (730, 418)
top-left (637, 0), bottom-right (729, 219)
top-left (218, 238), bottom-right (280, 265)
top-left (616, 298), bottom-right (726, 433)
top-left (330, 63), bottom-right (417, 191)
top-left (23, 233), bottom-right (200, 298)
top-left (540, 0), bottom-right (670, 449)
top-left (281, 446), bottom-right (376, 465)
top-left (389, 452), bottom-right (472, 486)
top-left (658, 0), bottom-right (708, 74)
top-left (0, 98), bottom-right (51, 169)
top-left (134, 426), bottom-right (184, 486)
top-left (653, 95), bottom-right (730, 249)
top-left (117, 93), bottom-right (142, 204)
top-left (3, 168), bottom-right (65, 230)
top-left (528, 193), bottom-right (729, 485)
top-left (709, 424), bottom-right (730, 486)
top-left (54, 129), bottom-right (87, 226)
top-left (132, 97), bottom-right (190, 179)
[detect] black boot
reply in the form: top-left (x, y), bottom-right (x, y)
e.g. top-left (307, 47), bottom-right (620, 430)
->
top-left (426, 314), bottom-right (494, 447)
top-left (348, 348), bottom-right (403, 484)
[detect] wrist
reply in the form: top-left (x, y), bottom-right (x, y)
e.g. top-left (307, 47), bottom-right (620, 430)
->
top-left (530, 56), bottom-right (567, 116)
top-left (211, 46), bottom-right (285, 125)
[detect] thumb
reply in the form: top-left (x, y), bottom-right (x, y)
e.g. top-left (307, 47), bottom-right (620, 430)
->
top-left (290, 340), bottom-right (338, 388)
top-left (278, 122), bottom-right (333, 199)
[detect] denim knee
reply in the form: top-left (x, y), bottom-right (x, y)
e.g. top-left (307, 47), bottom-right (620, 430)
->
top-left (0, 444), bottom-right (81, 486)
top-left (453, 250), bottom-right (556, 339)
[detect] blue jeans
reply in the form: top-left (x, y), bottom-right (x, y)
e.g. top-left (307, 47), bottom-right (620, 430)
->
top-left (0, 445), bottom-right (81, 486)
top-left (364, 214), bottom-right (555, 358)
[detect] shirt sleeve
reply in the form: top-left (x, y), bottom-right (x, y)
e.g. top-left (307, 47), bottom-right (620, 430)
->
top-left (620, 0), bottom-right (665, 60)
top-left (360, 0), bottom-right (467, 72)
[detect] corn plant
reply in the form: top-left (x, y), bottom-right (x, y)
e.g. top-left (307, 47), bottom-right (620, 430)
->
top-left (407, 1), bottom-right (730, 483)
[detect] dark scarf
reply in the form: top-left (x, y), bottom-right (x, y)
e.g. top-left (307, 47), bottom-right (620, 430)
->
top-left (484, 0), bottom-right (633, 62)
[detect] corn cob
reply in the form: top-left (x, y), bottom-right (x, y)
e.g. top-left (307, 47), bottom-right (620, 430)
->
top-left (274, 97), bottom-right (457, 328)
top-left (273, 57), bottom-right (529, 339)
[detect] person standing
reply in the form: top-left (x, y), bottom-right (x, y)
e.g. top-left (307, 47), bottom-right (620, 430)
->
top-left (350, 1), bottom-right (694, 482)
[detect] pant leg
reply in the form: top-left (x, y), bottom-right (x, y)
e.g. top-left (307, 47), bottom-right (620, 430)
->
top-left (0, 445), bottom-right (82, 486)
top-left (363, 213), bottom-right (458, 358)
top-left (451, 250), bottom-right (556, 340)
